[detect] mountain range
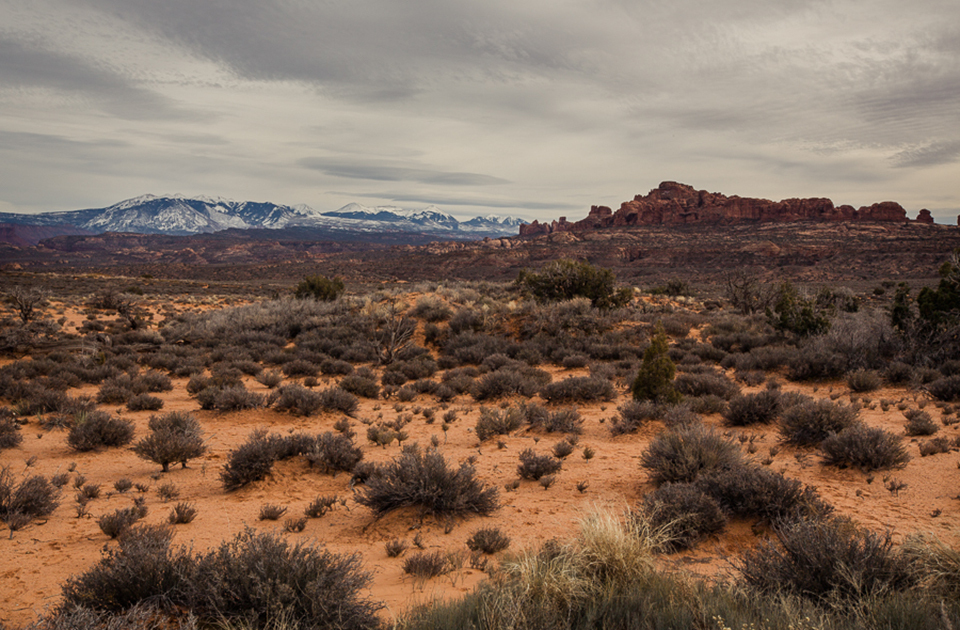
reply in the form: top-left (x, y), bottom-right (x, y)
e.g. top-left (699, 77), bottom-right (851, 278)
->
top-left (0, 195), bottom-right (526, 244)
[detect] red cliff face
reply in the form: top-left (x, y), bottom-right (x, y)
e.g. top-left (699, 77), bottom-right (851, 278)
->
top-left (519, 181), bottom-right (928, 236)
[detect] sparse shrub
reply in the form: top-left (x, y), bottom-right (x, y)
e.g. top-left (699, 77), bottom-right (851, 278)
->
top-left (472, 368), bottom-right (546, 400)
top-left (98, 506), bottom-right (146, 539)
top-left (928, 375), bottom-right (960, 402)
top-left (282, 359), bottom-right (320, 378)
top-left (475, 406), bottom-right (524, 441)
top-left (778, 399), bottom-right (859, 446)
top-left (318, 386), bottom-right (359, 415)
top-left (662, 405), bottom-right (701, 428)
top-left (339, 374), bottom-right (380, 399)
top-left (562, 354), bottom-right (589, 369)
top-left (320, 358), bottom-right (353, 376)
top-left (610, 399), bottom-right (660, 435)
top-left (738, 516), bottom-right (914, 603)
top-left (884, 361), bottom-right (915, 384)
top-left (786, 346), bottom-right (847, 381)
top-left (904, 409), bottom-right (939, 436)
top-left (285, 516), bottom-right (308, 533)
top-left (220, 430), bottom-right (283, 491)
top-left (640, 483), bottom-right (726, 551)
top-left (133, 411), bottom-right (207, 472)
top-left (723, 390), bottom-right (782, 426)
top-left (410, 296), bottom-right (453, 322)
top-left (466, 527), bottom-right (511, 554)
top-left (385, 538), bottom-right (408, 557)
top-left (541, 376), bottom-right (614, 403)
top-left (0, 467), bottom-right (60, 527)
top-left (126, 393), bottom-right (164, 411)
top-left (67, 411), bottom-right (135, 452)
top-left (694, 465), bottom-right (832, 522)
top-left (354, 444), bottom-right (499, 518)
top-left (157, 482), bottom-right (179, 502)
top-left (403, 551), bottom-right (449, 578)
top-left (552, 439), bottom-right (576, 459)
top-left (114, 478), bottom-right (133, 493)
top-left (685, 394), bottom-right (727, 415)
top-left (516, 259), bottom-right (631, 309)
top-left (847, 369), bottom-right (882, 393)
top-left (674, 372), bottom-right (739, 400)
top-left (517, 448), bottom-right (562, 480)
top-left (196, 385), bottom-right (265, 411)
top-left (271, 383), bottom-right (322, 415)
top-left (168, 502), bottom-right (197, 524)
top-left (631, 324), bottom-right (681, 404)
top-left (294, 274), bottom-right (345, 301)
top-left (307, 431), bottom-right (363, 474)
top-left (305, 495), bottom-right (337, 518)
top-left (538, 408), bottom-right (583, 434)
top-left (0, 413), bottom-right (23, 450)
top-left (259, 504), bottom-right (288, 520)
top-left (820, 425), bottom-right (910, 471)
top-left (255, 370), bottom-right (283, 388)
top-left (918, 437), bottom-right (952, 457)
top-left (640, 424), bottom-right (742, 485)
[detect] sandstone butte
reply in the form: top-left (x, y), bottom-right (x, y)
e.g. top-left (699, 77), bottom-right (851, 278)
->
top-left (519, 181), bottom-right (937, 237)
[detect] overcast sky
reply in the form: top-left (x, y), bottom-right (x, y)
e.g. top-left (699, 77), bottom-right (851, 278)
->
top-left (1, 0), bottom-right (958, 222)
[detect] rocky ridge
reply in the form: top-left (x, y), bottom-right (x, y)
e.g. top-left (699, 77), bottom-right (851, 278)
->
top-left (520, 181), bottom-right (936, 236)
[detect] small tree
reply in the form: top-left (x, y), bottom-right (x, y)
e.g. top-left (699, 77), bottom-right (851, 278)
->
top-left (516, 259), bottom-right (631, 309)
top-left (767, 281), bottom-right (830, 337)
top-left (295, 275), bottom-right (345, 301)
top-left (133, 411), bottom-right (206, 472)
top-left (631, 323), bottom-right (681, 404)
top-left (5, 288), bottom-right (47, 323)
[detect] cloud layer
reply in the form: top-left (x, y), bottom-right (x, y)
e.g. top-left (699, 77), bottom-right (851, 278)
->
top-left (0, 0), bottom-right (957, 221)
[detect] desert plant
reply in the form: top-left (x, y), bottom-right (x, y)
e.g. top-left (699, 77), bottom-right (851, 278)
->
top-left (723, 390), bottom-right (782, 426)
top-left (304, 495), bottom-right (337, 518)
top-left (294, 274), bottom-right (345, 301)
top-left (847, 369), bottom-right (882, 393)
top-left (819, 425), bottom-right (910, 471)
top-left (552, 439), bottom-right (576, 459)
top-left (631, 324), bottom-right (681, 404)
top-left (385, 538), bottom-right (408, 557)
top-left (307, 431), bottom-right (363, 474)
top-left (0, 413), bottom-right (23, 450)
top-left (284, 517), bottom-right (308, 533)
top-left (541, 375), bottom-right (615, 403)
top-left (339, 374), bottom-right (380, 399)
top-left (259, 504), bottom-right (288, 521)
top-left (640, 423), bottom-right (742, 485)
top-left (220, 430), bottom-right (283, 491)
top-left (516, 259), bottom-right (632, 309)
top-left (98, 506), bottom-right (146, 539)
top-left (471, 368), bottom-right (546, 400)
top-left (354, 444), bottom-right (499, 518)
top-left (0, 467), bottom-right (60, 529)
top-left (768, 281), bottom-right (830, 338)
top-left (927, 375), bottom-right (960, 402)
top-left (694, 465), bottom-right (832, 522)
top-left (610, 399), bottom-right (661, 435)
top-left (403, 550), bottom-right (449, 578)
top-left (126, 393), bottom-right (164, 412)
top-left (778, 398), bottom-right (859, 446)
top-left (196, 385), bottom-right (265, 411)
top-left (67, 411), bottom-right (135, 452)
top-left (640, 482), bottom-right (726, 551)
top-left (673, 372), bottom-right (739, 400)
top-left (466, 527), bottom-right (511, 554)
top-left (475, 406), bottom-right (524, 441)
top-left (918, 437), bottom-right (952, 457)
top-left (517, 448), bottom-right (562, 480)
top-left (255, 369), bottom-right (283, 388)
top-left (133, 411), bottom-right (206, 472)
top-left (156, 482), bottom-right (179, 502)
top-left (737, 516), bottom-right (914, 603)
top-left (904, 409), bottom-right (939, 436)
top-left (168, 502), bottom-right (197, 524)
top-left (113, 478), bottom-right (133, 493)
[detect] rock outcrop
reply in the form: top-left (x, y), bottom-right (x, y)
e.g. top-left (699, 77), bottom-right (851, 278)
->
top-left (520, 181), bottom-right (930, 236)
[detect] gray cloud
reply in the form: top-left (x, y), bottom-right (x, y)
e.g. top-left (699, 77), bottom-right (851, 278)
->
top-left (0, 0), bottom-right (957, 221)
top-left (0, 36), bottom-right (198, 121)
top-left (299, 158), bottom-right (510, 186)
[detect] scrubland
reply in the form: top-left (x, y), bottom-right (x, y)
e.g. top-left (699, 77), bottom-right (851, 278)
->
top-left (1, 259), bottom-right (960, 629)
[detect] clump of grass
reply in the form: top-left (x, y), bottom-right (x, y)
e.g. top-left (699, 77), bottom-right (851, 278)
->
top-left (168, 502), bottom-right (197, 524)
top-left (403, 551), bottom-right (449, 578)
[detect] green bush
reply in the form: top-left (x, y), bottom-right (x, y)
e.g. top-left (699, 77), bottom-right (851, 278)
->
top-left (294, 274), bottom-right (345, 302)
top-left (516, 259), bottom-right (631, 309)
top-left (767, 281), bottom-right (830, 338)
top-left (631, 324), bottom-right (681, 404)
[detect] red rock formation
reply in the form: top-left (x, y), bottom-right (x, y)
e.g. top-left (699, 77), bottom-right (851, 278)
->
top-left (519, 182), bottom-right (931, 236)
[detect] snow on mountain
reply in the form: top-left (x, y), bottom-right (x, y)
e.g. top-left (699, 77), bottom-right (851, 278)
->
top-left (0, 196), bottom-right (527, 239)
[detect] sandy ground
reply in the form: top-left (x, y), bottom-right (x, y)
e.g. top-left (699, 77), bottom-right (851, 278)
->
top-left (2, 319), bottom-right (959, 626)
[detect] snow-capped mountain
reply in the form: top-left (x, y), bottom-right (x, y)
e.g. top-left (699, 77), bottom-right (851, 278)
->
top-left (0, 196), bottom-right (526, 239)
